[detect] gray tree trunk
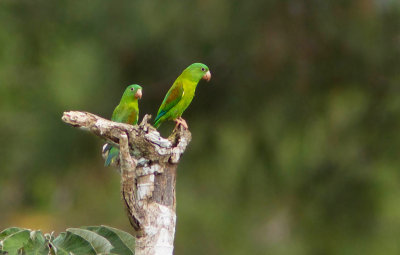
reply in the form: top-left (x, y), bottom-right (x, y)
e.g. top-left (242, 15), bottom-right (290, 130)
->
top-left (62, 111), bottom-right (191, 255)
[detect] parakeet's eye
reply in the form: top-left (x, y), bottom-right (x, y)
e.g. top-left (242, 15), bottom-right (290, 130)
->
top-left (131, 88), bottom-right (134, 91)
top-left (201, 68), bottom-right (205, 71)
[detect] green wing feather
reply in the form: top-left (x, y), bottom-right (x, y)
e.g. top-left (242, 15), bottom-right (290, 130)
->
top-left (154, 80), bottom-right (184, 128)
top-left (112, 105), bottom-right (138, 124)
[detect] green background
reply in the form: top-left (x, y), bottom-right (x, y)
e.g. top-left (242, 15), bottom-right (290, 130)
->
top-left (1, 0), bottom-right (400, 254)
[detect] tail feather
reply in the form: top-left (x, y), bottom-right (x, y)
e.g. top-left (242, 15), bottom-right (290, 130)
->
top-left (153, 118), bottom-right (162, 129)
top-left (104, 146), bottom-right (119, 167)
top-left (153, 111), bottom-right (167, 129)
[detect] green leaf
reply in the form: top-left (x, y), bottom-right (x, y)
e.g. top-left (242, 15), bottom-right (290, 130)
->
top-left (83, 226), bottom-right (134, 255)
top-left (0, 228), bottom-right (26, 241)
top-left (1, 230), bottom-right (30, 255)
top-left (51, 232), bottom-right (96, 255)
top-left (66, 228), bottom-right (113, 254)
top-left (1, 226), bottom-right (135, 255)
top-left (21, 231), bottom-right (49, 255)
top-left (101, 226), bottom-right (135, 253)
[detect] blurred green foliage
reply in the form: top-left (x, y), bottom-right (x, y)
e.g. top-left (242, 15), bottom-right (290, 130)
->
top-left (0, 226), bottom-right (135, 254)
top-left (1, 0), bottom-right (400, 254)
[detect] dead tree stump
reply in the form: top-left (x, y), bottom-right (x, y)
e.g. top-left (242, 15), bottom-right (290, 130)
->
top-left (62, 111), bottom-right (191, 255)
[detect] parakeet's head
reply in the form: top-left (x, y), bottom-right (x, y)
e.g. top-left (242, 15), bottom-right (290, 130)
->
top-left (123, 84), bottom-right (143, 100)
top-left (183, 63), bottom-right (211, 83)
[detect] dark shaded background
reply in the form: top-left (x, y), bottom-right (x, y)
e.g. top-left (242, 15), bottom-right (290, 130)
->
top-left (1, 0), bottom-right (400, 254)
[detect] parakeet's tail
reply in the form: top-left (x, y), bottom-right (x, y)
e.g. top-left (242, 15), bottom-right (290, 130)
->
top-left (104, 146), bottom-right (119, 167)
top-left (153, 119), bottom-right (162, 129)
top-left (153, 112), bottom-right (165, 129)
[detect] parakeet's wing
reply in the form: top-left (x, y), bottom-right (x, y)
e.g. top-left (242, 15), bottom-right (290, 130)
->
top-left (111, 104), bottom-right (139, 124)
top-left (154, 80), bottom-right (184, 123)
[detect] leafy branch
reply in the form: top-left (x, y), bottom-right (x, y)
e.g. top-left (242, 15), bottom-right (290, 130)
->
top-left (0, 225), bottom-right (135, 255)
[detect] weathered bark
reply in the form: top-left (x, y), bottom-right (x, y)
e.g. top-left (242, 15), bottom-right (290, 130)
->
top-left (62, 111), bottom-right (191, 255)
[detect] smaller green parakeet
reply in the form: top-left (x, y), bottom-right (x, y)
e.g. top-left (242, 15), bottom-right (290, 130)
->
top-left (154, 63), bottom-right (211, 129)
top-left (104, 84), bottom-right (142, 167)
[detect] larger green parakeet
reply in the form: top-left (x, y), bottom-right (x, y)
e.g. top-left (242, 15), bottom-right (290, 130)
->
top-left (153, 63), bottom-right (211, 129)
top-left (104, 84), bottom-right (142, 167)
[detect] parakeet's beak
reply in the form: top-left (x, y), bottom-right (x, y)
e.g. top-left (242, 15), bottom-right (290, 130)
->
top-left (202, 70), bottom-right (211, 82)
top-left (135, 89), bottom-right (142, 99)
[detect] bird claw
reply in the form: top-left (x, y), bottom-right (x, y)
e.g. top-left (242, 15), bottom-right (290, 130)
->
top-left (174, 117), bottom-right (188, 129)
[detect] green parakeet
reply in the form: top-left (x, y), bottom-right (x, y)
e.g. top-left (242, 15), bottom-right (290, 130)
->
top-left (153, 63), bottom-right (211, 129)
top-left (104, 84), bottom-right (142, 167)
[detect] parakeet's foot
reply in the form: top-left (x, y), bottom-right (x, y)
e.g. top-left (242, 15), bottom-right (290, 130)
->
top-left (179, 117), bottom-right (188, 129)
top-left (174, 117), bottom-right (188, 129)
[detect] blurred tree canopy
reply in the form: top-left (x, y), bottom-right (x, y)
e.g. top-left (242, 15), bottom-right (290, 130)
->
top-left (1, 0), bottom-right (400, 254)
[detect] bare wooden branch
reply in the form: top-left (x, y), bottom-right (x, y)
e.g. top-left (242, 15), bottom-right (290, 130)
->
top-left (62, 111), bottom-right (191, 255)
